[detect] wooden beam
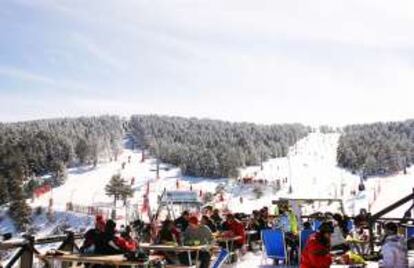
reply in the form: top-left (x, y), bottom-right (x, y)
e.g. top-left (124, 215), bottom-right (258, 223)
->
top-left (19, 235), bottom-right (34, 268)
top-left (5, 247), bottom-right (25, 268)
top-left (370, 190), bottom-right (414, 221)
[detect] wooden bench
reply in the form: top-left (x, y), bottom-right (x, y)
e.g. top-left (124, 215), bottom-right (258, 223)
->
top-left (43, 252), bottom-right (164, 268)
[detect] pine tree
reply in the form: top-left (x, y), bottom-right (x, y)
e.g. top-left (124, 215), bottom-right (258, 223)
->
top-left (0, 174), bottom-right (9, 205)
top-left (363, 155), bottom-right (377, 175)
top-left (120, 183), bottom-right (133, 205)
top-left (75, 138), bottom-right (90, 165)
top-left (52, 161), bottom-right (68, 186)
top-left (105, 174), bottom-right (127, 206)
top-left (8, 164), bottom-right (31, 230)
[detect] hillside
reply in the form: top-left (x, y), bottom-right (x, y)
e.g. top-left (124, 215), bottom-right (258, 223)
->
top-left (129, 115), bottom-right (309, 178)
top-left (338, 120), bottom-right (414, 176)
top-left (3, 131), bottom-right (414, 241)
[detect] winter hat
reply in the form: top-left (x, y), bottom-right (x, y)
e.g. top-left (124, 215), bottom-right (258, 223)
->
top-left (105, 219), bottom-right (117, 233)
top-left (188, 216), bottom-right (199, 225)
top-left (95, 215), bottom-right (106, 232)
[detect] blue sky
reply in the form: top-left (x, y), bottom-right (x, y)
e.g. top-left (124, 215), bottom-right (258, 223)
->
top-left (1, 0), bottom-right (414, 125)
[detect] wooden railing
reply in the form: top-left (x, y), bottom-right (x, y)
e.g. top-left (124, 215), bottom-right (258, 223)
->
top-left (0, 232), bottom-right (82, 268)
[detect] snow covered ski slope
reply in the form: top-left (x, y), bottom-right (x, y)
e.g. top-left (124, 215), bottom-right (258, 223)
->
top-left (2, 132), bottom-right (414, 237)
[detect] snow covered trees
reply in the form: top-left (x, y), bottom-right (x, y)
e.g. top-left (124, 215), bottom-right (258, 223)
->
top-left (7, 165), bottom-right (32, 230)
top-left (337, 120), bottom-right (414, 176)
top-left (130, 115), bottom-right (309, 178)
top-left (0, 115), bottom-right (124, 230)
top-left (0, 116), bottom-right (123, 176)
top-left (0, 174), bottom-right (8, 204)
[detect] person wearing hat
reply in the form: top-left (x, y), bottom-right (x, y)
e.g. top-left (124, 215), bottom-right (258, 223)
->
top-left (381, 222), bottom-right (408, 268)
top-left (182, 216), bottom-right (213, 245)
top-left (300, 222), bottom-right (334, 268)
top-left (80, 214), bottom-right (106, 254)
top-left (179, 216), bottom-right (213, 268)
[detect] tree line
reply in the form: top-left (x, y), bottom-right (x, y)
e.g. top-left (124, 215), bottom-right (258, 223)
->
top-left (0, 115), bottom-right (124, 229)
top-left (337, 120), bottom-right (414, 177)
top-left (1, 114), bottom-right (309, 229)
top-left (129, 115), bottom-right (310, 178)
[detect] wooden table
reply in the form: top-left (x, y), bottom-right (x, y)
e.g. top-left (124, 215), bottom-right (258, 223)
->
top-left (43, 252), bottom-right (163, 268)
top-left (215, 236), bottom-right (243, 243)
top-left (140, 243), bottom-right (212, 267)
top-left (245, 230), bottom-right (258, 245)
top-left (215, 236), bottom-right (243, 263)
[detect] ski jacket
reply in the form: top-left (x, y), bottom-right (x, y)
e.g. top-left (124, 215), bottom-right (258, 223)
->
top-left (223, 220), bottom-right (246, 246)
top-left (300, 233), bottom-right (332, 268)
top-left (381, 234), bottom-right (408, 268)
top-left (183, 225), bottom-right (213, 245)
top-left (115, 236), bottom-right (138, 252)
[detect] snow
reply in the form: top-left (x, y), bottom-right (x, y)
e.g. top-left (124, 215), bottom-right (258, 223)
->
top-left (3, 132), bottom-right (414, 236)
top-left (2, 132), bottom-right (414, 267)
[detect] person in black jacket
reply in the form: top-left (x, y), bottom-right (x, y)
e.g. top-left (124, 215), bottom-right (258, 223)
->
top-left (201, 215), bottom-right (217, 233)
top-left (80, 215), bottom-right (106, 254)
top-left (174, 211), bottom-right (190, 232)
top-left (95, 219), bottom-right (124, 255)
top-left (210, 209), bottom-right (223, 230)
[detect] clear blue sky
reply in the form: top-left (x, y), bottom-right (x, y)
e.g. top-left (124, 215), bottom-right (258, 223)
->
top-left (1, 0), bottom-right (414, 125)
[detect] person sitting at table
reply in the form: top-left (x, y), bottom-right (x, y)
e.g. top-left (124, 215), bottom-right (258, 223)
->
top-left (330, 221), bottom-right (348, 253)
top-left (80, 214), bottom-right (107, 254)
top-left (248, 210), bottom-right (267, 235)
top-left (333, 213), bottom-right (350, 236)
top-left (157, 219), bottom-right (181, 264)
top-left (259, 207), bottom-right (271, 229)
top-left (96, 219), bottom-right (136, 255)
top-left (222, 213), bottom-right (246, 250)
top-left (203, 205), bottom-right (213, 216)
top-left (354, 209), bottom-right (369, 228)
top-left (179, 216), bottom-right (213, 268)
top-left (351, 223), bottom-right (370, 255)
top-left (246, 210), bottom-right (265, 250)
top-left (303, 221), bottom-right (313, 231)
top-left (380, 222), bottom-right (408, 268)
top-left (211, 209), bottom-right (223, 230)
top-left (201, 215), bottom-right (217, 232)
top-left (248, 210), bottom-right (263, 230)
top-left (120, 225), bottom-right (138, 251)
top-left (300, 222), bottom-right (334, 268)
top-left (174, 210), bottom-right (190, 232)
top-left (158, 219), bottom-right (181, 244)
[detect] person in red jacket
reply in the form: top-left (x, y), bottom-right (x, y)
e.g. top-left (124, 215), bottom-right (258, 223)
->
top-left (222, 213), bottom-right (246, 249)
top-left (301, 222), bottom-right (334, 268)
top-left (119, 225), bottom-right (138, 251)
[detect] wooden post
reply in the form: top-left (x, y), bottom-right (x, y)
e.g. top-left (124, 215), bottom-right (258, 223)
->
top-left (58, 231), bottom-right (75, 252)
top-left (411, 188), bottom-right (414, 218)
top-left (368, 214), bottom-right (375, 254)
top-left (20, 235), bottom-right (34, 268)
top-left (58, 231), bottom-right (76, 268)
